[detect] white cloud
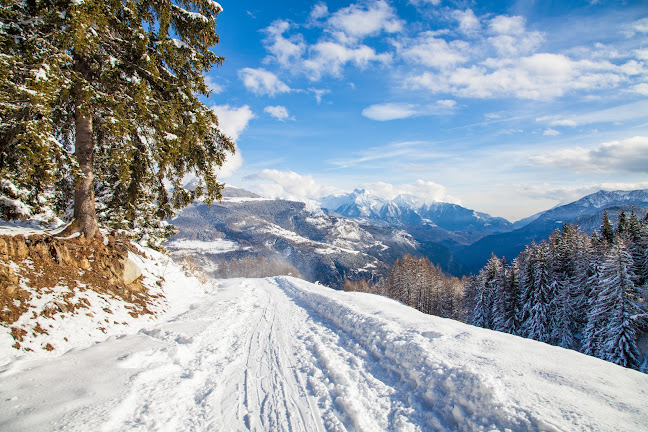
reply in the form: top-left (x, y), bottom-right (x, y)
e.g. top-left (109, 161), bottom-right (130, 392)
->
top-left (360, 180), bottom-right (459, 206)
top-left (309, 3), bottom-right (328, 21)
top-left (211, 105), bottom-right (255, 141)
top-left (409, 0), bottom-right (442, 6)
top-left (304, 41), bottom-right (391, 80)
top-left (245, 169), bottom-right (340, 201)
top-left (536, 100), bottom-right (648, 127)
top-left (362, 100), bottom-right (457, 121)
top-left (238, 68), bottom-right (291, 96)
top-left (204, 76), bottom-right (224, 94)
top-left (489, 15), bottom-right (526, 35)
top-left (328, 0), bottom-right (404, 40)
top-left (211, 105), bottom-right (256, 178)
top-left (262, 20), bottom-right (306, 68)
top-left (308, 88), bottom-right (331, 104)
top-left (631, 83), bottom-right (648, 95)
top-left (436, 99), bottom-right (456, 108)
top-left (397, 32), bottom-right (470, 68)
top-left (543, 128), bottom-right (560, 136)
top-left (488, 32), bottom-right (543, 57)
top-left (529, 136), bottom-right (648, 173)
top-left (362, 103), bottom-right (419, 121)
top-left (406, 53), bottom-right (631, 100)
top-left (454, 9), bottom-right (480, 35)
top-left (264, 105), bottom-right (294, 121)
top-left (517, 182), bottom-right (648, 204)
top-left (628, 17), bottom-right (648, 35)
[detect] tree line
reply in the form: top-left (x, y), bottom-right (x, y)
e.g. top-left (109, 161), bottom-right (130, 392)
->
top-left (345, 210), bottom-right (648, 372)
top-left (344, 254), bottom-right (469, 321)
top-left (469, 210), bottom-right (648, 371)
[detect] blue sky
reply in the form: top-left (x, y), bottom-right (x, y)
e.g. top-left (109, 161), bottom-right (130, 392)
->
top-left (203, 0), bottom-right (648, 221)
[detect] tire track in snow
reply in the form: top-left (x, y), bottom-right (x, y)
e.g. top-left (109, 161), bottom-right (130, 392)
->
top-left (101, 279), bottom-right (325, 432)
top-left (274, 276), bottom-right (541, 432)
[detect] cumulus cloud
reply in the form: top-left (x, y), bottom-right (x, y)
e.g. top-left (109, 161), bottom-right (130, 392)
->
top-left (264, 105), bottom-right (294, 121)
top-left (309, 3), bottom-right (328, 21)
top-left (488, 15), bottom-right (526, 35)
top-left (211, 105), bottom-right (256, 178)
top-left (454, 9), bottom-right (480, 35)
top-left (406, 53), bottom-right (631, 100)
top-left (238, 68), bottom-right (291, 96)
top-left (244, 169), bottom-right (340, 201)
top-left (360, 180), bottom-right (460, 206)
top-left (204, 76), bottom-right (224, 94)
top-left (303, 41), bottom-right (391, 80)
top-left (262, 20), bottom-right (306, 68)
top-left (529, 136), bottom-right (648, 173)
top-left (631, 83), bottom-right (648, 95)
top-left (397, 32), bottom-right (470, 68)
top-left (328, 0), bottom-right (404, 40)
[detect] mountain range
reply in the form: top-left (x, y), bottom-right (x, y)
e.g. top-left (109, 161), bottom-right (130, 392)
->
top-left (168, 187), bottom-right (648, 284)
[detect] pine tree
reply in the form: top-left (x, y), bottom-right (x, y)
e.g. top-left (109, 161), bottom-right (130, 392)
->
top-left (593, 239), bottom-right (641, 369)
top-left (1, 0), bottom-right (234, 241)
top-left (524, 243), bottom-right (553, 343)
top-left (600, 211), bottom-right (614, 245)
top-left (0, 0), bottom-right (72, 220)
top-left (472, 254), bottom-right (501, 329)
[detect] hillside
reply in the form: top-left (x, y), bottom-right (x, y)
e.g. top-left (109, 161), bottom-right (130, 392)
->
top-left (1, 273), bottom-right (646, 431)
top-left (168, 188), bottom-right (424, 287)
top-left (456, 189), bottom-right (648, 273)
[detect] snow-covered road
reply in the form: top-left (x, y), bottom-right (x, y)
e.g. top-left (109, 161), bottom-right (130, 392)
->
top-left (1, 276), bottom-right (647, 431)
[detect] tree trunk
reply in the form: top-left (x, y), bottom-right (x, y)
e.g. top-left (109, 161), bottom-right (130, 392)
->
top-left (73, 55), bottom-right (100, 239)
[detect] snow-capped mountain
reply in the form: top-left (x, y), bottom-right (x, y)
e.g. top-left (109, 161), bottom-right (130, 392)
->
top-left (320, 189), bottom-right (514, 248)
top-left (457, 189), bottom-right (648, 273)
top-left (168, 187), bottom-right (424, 288)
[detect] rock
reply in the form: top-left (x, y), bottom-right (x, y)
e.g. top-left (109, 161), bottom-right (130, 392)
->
top-left (54, 301), bottom-right (69, 313)
top-left (120, 258), bottom-right (142, 285)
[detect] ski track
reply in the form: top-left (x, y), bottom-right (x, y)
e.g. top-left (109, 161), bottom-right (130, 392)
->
top-left (1, 276), bottom-right (646, 431)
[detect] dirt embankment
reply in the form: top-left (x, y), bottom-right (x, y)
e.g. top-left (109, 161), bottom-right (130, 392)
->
top-left (0, 233), bottom-right (158, 350)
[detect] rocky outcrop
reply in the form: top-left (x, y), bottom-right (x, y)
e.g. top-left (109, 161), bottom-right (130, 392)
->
top-left (0, 232), bottom-right (146, 328)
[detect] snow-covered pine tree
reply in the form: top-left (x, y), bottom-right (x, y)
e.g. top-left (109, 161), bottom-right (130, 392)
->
top-left (472, 254), bottom-right (501, 329)
top-left (549, 224), bottom-right (581, 349)
top-left (1, 0), bottom-right (234, 242)
top-left (516, 244), bottom-right (535, 338)
top-left (582, 233), bottom-right (607, 357)
top-left (594, 239), bottom-right (642, 369)
top-left (524, 243), bottom-right (553, 343)
top-left (600, 211), bottom-right (614, 245)
top-left (0, 0), bottom-right (72, 221)
top-left (496, 258), bottom-right (521, 335)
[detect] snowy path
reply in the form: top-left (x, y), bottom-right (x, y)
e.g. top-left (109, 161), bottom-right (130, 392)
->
top-left (1, 276), bottom-right (647, 431)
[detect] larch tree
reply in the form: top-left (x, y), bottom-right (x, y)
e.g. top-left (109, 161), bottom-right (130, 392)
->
top-left (0, 0), bottom-right (234, 241)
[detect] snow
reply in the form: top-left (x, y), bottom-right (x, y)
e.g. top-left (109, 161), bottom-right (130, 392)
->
top-left (1, 271), bottom-right (647, 431)
top-left (0, 247), bottom-right (206, 366)
top-left (165, 238), bottom-right (241, 254)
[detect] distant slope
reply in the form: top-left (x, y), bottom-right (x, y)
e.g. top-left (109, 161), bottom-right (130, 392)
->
top-left (456, 189), bottom-right (648, 273)
top-left (2, 276), bottom-right (647, 431)
top-left (168, 189), bottom-right (423, 288)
